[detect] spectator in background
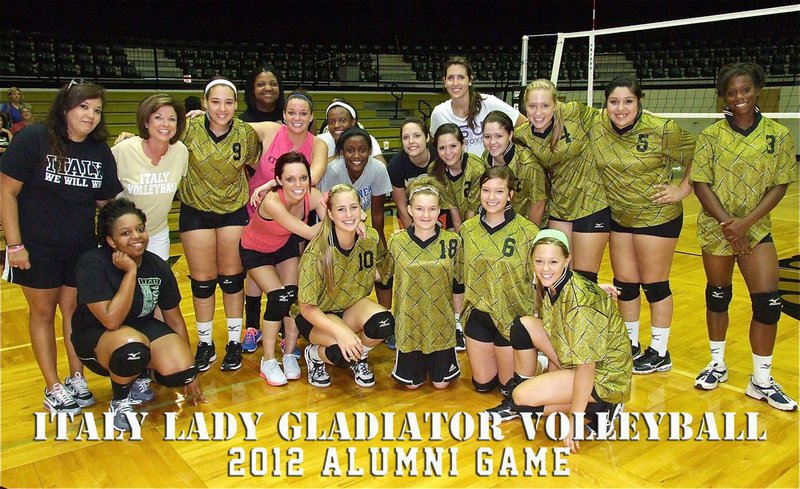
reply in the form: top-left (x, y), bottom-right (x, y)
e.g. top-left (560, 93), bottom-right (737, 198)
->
top-left (0, 112), bottom-right (12, 159)
top-left (1, 87), bottom-right (23, 128)
top-left (11, 103), bottom-right (35, 134)
top-left (240, 66), bottom-right (285, 123)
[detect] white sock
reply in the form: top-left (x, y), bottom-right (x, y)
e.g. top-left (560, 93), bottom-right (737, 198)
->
top-left (650, 327), bottom-right (670, 356)
top-left (625, 321), bottom-right (640, 346)
top-left (455, 312), bottom-right (463, 330)
top-left (227, 318), bottom-right (242, 344)
top-left (197, 321), bottom-right (213, 345)
top-left (752, 353), bottom-right (772, 386)
top-left (709, 340), bottom-right (726, 366)
top-left (360, 345), bottom-right (374, 360)
top-left (309, 344), bottom-right (322, 362)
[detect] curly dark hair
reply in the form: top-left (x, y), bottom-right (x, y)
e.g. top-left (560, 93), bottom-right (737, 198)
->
top-left (96, 198), bottom-right (147, 247)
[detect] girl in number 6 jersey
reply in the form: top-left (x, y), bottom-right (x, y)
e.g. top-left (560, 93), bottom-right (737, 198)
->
top-left (383, 176), bottom-right (463, 389)
top-left (294, 184), bottom-right (395, 388)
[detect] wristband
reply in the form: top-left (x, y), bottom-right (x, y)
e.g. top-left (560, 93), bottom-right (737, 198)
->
top-left (7, 243), bottom-right (25, 253)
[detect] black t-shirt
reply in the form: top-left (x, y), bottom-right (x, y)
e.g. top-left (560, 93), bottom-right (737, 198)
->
top-left (387, 144), bottom-right (436, 189)
top-left (0, 124), bottom-right (122, 254)
top-left (72, 247), bottom-right (181, 332)
top-left (240, 107), bottom-right (282, 123)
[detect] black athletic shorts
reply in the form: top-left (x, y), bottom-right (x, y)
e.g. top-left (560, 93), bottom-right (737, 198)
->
top-left (3, 245), bottom-right (85, 289)
top-left (392, 348), bottom-right (460, 386)
top-left (295, 311), bottom-right (344, 342)
top-left (548, 206), bottom-right (611, 233)
top-left (611, 213), bottom-right (683, 238)
top-left (240, 235), bottom-right (302, 271)
top-left (179, 204), bottom-right (249, 232)
top-left (464, 309), bottom-right (511, 347)
top-left (71, 318), bottom-right (176, 377)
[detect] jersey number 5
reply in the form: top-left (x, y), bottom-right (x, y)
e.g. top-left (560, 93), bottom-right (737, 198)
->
top-left (636, 134), bottom-right (648, 152)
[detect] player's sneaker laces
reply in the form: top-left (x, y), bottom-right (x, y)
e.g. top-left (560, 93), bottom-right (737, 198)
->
top-left (282, 353), bottom-right (301, 380)
top-left (221, 341), bottom-right (243, 371)
top-left (633, 347), bottom-right (671, 374)
top-left (350, 359), bottom-right (376, 387)
top-left (64, 372), bottom-right (96, 407)
top-left (129, 375), bottom-right (155, 403)
top-left (455, 329), bottom-right (466, 352)
top-left (694, 361), bottom-right (728, 390)
top-left (109, 397), bottom-right (136, 431)
top-left (484, 398), bottom-right (519, 422)
top-left (304, 345), bottom-right (330, 388)
top-left (242, 327), bottom-right (262, 354)
top-left (44, 383), bottom-right (81, 415)
top-left (745, 376), bottom-right (798, 411)
top-left (194, 341), bottom-right (217, 372)
top-left (260, 358), bottom-right (288, 386)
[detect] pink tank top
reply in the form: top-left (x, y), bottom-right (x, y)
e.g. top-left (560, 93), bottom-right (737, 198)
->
top-left (241, 188), bottom-right (311, 253)
top-left (248, 124), bottom-right (314, 217)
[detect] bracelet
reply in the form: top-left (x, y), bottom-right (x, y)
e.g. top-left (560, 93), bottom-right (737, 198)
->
top-left (7, 243), bottom-right (25, 253)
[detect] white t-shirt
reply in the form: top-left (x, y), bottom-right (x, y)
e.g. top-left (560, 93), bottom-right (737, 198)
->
top-left (318, 131), bottom-right (383, 159)
top-left (112, 136), bottom-right (189, 235)
top-left (429, 94), bottom-right (522, 157)
top-left (317, 156), bottom-right (392, 211)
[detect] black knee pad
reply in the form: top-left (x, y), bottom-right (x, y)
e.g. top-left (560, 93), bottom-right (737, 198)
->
top-left (574, 269), bottom-right (599, 284)
top-left (264, 288), bottom-right (292, 321)
top-left (324, 344), bottom-right (350, 368)
top-left (363, 310), bottom-right (395, 340)
top-left (218, 272), bottom-right (245, 294)
top-left (613, 278), bottom-right (640, 302)
top-left (705, 284), bottom-right (733, 313)
top-left (109, 342), bottom-right (151, 377)
top-left (510, 317), bottom-right (534, 350)
top-left (472, 375), bottom-right (499, 393)
top-left (642, 281), bottom-right (671, 303)
top-left (190, 277), bottom-right (217, 299)
top-left (751, 291), bottom-right (782, 324)
top-left (284, 285), bottom-right (299, 303)
top-left (153, 365), bottom-right (198, 387)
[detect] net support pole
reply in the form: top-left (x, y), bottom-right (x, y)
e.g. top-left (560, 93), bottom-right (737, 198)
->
top-left (551, 33), bottom-right (565, 84)
top-left (521, 35), bottom-right (529, 85)
top-left (587, 33), bottom-right (595, 107)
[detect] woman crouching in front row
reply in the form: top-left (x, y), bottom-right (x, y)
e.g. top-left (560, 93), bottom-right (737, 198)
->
top-left (71, 199), bottom-right (204, 431)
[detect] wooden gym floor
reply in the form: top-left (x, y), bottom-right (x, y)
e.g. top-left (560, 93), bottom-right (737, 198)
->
top-left (1, 182), bottom-right (798, 488)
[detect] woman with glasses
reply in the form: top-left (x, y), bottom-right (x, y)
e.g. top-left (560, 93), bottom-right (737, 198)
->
top-left (1, 79), bottom-right (123, 414)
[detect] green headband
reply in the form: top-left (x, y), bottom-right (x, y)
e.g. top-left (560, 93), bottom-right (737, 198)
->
top-left (533, 228), bottom-right (570, 252)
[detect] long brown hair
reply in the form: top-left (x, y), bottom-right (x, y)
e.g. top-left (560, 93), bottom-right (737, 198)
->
top-left (442, 57), bottom-right (482, 130)
top-left (306, 184), bottom-right (360, 294)
top-left (47, 80), bottom-right (108, 160)
top-left (524, 79), bottom-right (563, 152)
top-left (429, 123), bottom-right (464, 185)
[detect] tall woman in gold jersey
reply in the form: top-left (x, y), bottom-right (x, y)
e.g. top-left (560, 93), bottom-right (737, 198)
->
top-left (690, 63), bottom-right (796, 411)
top-left (591, 76), bottom-right (694, 375)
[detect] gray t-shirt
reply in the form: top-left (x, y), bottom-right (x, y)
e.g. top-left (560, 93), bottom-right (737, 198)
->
top-left (318, 156), bottom-right (392, 210)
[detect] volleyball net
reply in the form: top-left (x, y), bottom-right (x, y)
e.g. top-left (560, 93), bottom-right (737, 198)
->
top-left (518, 4), bottom-right (800, 139)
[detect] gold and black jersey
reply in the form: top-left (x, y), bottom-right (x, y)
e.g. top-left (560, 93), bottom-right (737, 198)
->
top-left (460, 208), bottom-right (539, 339)
top-left (382, 226), bottom-right (463, 353)
top-left (482, 143), bottom-right (547, 220)
top-left (590, 110), bottom-right (695, 227)
top-left (433, 153), bottom-right (488, 217)
top-left (691, 113), bottom-right (797, 255)
top-left (515, 101), bottom-right (608, 221)
top-left (179, 116), bottom-right (261, 214)
top-left (295, 227), bottom-right (387, 314)
top-left (541, 270), bottom-right (632, 404)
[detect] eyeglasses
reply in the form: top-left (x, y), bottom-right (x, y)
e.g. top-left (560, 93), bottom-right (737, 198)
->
top-left (66, 78), bottom-right (87, 91)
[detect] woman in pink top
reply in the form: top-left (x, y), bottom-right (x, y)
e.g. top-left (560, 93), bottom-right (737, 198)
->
top-left (239, 151), bottom-right (327, 386)
top-left (243, 90), bottom-right (328, 350)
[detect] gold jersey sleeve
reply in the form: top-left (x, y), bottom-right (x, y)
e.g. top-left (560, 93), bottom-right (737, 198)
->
top-left (460, 212), bottom-right (539, 339)
top-left (541, 273), bottom-right (632, 404)
top-left (179, 117), bottom-right (261, 214)
top-left (434, 153), bottom-right (488, 217)
top-left (515, 101), bottom-right (608, 221)
top-left (387, 228), bottom-right (462, 353)
top-left (691, 116), bottom-right (797, 255)
top-left (295, 227), bottom-right (383, 314)
top-left (591, 111), bottom-right (695, 227)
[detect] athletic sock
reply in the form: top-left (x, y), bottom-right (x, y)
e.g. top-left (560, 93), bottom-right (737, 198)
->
top-left (308, 344), bottom-right (322, 362)
top-left (650, 327), bottom-right (670, 356)
top-left (197, 321), bottom-right (213, 345)
top-left (454, 312), bottom-right (463, 331)
top-left (710, 340), bottom-right (726, 366)
top-left (360, 345), bottom-right (374, 360)
top-left (625, 320), bottom-right (640, 346)
top-left (111, 380), bottom-right (133, 401)
top-left (245, 294), bottom-right (262, 330)
top-left (227, 317), bottom-right (243, 344)
top-left (752, 353), bottom-right (772, 386)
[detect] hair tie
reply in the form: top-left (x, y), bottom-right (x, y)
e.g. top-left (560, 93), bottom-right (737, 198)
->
top-left (288, 92), bottom-right (313, 106)
top-left (204, 79), bottom-right (238, 96)
top-left (326, 101), bottom-right (356, 119)
top-left (409, 185), bottom-right (439, 198)
top-left (533, 228), bottom-right (570, 251)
